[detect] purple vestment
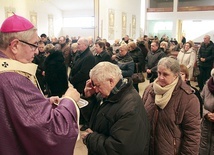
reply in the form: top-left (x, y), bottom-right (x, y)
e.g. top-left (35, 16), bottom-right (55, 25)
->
top-left (0, 51), bottom-right (79, 155)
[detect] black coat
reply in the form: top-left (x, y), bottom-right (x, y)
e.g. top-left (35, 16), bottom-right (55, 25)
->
top-left (129, 47), bottom-right (145, 73)
top-left (69, 47), bottom-right (95, 94)
top-left (33, 52), bottom-right (46, 93)
top-left (198, 41), bottom-right (214, 67)
top-left (94, 50), bottom-right (112, 64)
top-left (84, 78), bottom-right (150, 155)
top-left (44, 51), bottom-right (68, 97)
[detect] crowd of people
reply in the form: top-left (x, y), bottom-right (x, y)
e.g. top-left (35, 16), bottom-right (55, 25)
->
top-left (1, 14), bottom-right (214, 155)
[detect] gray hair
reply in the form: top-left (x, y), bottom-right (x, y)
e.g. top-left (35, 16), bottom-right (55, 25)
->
top-left (0, 27), bottom-right (37, 50)
top-left (158, 57), bottom-right (180, 75)
top-left (78, 37), bottom-right (89, 46)
top-left (89, 62), bottom-right (123, 82)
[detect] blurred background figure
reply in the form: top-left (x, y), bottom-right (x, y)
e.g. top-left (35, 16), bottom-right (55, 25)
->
top-left (40, 33), bottom-right (50, 45)
top-left (88, 36), bottom-right (95, 55)
top-left (33, 40), bottom-right (47, 94)
top-left (68, 38), bottom-right (95, 131)
top-left (177, 42), bottom-right (196, 82)
top-left (199, 68), bottom-right (214, 155)
top-left (112, 38), bottom-right (121, 54)
top-left (94, 41), bottom-right (111, 64)
top-left (58, 36), bottom-right (71, 74)
top-left (123, 34), bottom-right (130, 44)
top-left (198, 35), bottom-right (214, 91)
top-left (51, 36), bottom-right (59, 45)
top-left (70, 43), bottom-right (78, 70)
top-left (128, 41), bottom-right (145, 92)
top-left (180, 64), bottom-right (203, 118)
top-left (112, 44), bottom-right (134, 78)
top-left (181, 35), bottom-right (186, 45)
top-left (145, 40), bottom-right (166, 83)
top-left (44, 45), bottom-right (68, 97)
top-left (160, 41), bottom-right (171, 57)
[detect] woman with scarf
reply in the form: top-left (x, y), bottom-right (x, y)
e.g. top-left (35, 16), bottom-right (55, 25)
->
top-left (199, 68), bottom-right (214, 155)
top-left (142, 57), bottom-right (201, 155)
top-left (112, 44), bottom-right (134, 78)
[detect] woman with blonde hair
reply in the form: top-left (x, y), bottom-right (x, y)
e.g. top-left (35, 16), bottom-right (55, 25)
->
top-left (177, 42), bottom-right (196, 81)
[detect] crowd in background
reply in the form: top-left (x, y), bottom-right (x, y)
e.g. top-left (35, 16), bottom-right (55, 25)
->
top-left (2, 13), bottom-right (214, 155)
top-left (33, 32), bottom-right (214, 154)
top-left (34, 33), bottom-right (201, 96)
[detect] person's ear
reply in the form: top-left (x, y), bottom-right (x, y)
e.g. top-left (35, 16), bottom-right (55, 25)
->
top-left (174, 73), bottom-right (179, 80)
top-left (9, 39), bottom-right (19, 54)
top-left (109, 78), bottom-right (114, 87)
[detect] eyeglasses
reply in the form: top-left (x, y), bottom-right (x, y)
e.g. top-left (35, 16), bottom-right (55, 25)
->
top-left (19, 40), bottom-right (38, 51)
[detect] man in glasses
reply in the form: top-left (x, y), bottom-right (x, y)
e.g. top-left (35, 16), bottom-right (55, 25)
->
top-left (81, 62), bottom-right (150, 155)
top-left (0, 14), bottom-right (80, 155)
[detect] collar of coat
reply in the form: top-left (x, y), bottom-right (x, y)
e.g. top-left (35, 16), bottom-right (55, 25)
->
top-left (105, 78), bottom-right (132, 103)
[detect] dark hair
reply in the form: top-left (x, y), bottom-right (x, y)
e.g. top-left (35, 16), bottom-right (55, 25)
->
top-left (40, 33), bottom-right (47, 38)
top-left (151, 40), bottom-right (160, 47)
top-left (95, 41), bottom-right (106, 50)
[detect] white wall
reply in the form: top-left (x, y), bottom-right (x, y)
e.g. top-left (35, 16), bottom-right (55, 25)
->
top-left (99, 0), bottom-right (141, 43)
top-left (146, 10), bottom-right (214, 42)
top-left (61, 6), bottom-right (94, 38)
top-left (0, 0), bottom-right (141, 42)
top-left (0, 0), bottom-right (63, 37)
top-left (145, 0), bottom-right (214, 42)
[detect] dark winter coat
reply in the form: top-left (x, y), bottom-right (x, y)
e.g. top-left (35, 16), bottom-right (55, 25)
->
top-left (142, 78), bottom-right (201, 155)
top-left (198, 41), bottom-right (214, 68)
top-left (145, 48), bottom-right (166, 79)
top-left (44, 51), bottom-right (68, 97)
top-left (94, 50), bottom-right (111, 64)
top-left (114, 53), bottom-right (134, 78)
top-left (69, 47), bottom-right (95, 94)
top-left (199, 78), bottom-right (214, 155)
top-left (84, 78), bottom-right (150, 155)
top-left (129, 47), bottom-right (145, 73)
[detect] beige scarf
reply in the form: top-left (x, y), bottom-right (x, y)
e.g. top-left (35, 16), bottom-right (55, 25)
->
top-left (153, 77), bottom-right (178, 109)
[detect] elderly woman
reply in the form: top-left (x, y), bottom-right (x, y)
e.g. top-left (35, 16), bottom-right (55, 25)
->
top-left (177, 42), bottom-right (196, 81)
top-left (142, 57), bottom-right (201, 155)
top-left (81, 62), bottom-right (150, 155)
top-left (199, 68), bottom-right (214, 154)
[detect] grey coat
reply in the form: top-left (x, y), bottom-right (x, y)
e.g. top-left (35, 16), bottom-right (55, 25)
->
top-left (199, 78), bottom-right (214, 155)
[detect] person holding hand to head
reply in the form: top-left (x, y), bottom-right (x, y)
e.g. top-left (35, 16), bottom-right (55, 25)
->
top-left (0, 14), bottom-right (80, 155)
top-left (81, 62), bottom-right (150, 155)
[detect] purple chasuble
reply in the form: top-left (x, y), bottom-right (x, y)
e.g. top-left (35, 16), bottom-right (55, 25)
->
top-left (0, 51), bottom-right (79, 155)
